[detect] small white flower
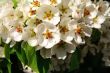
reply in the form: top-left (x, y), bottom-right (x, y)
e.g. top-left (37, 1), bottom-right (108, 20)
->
top-left (69, 0), bottom-right (93, 19)
top-left (97, 0), bottom-right (109, 15)
top-left (57, 0), bottom-right (72, 16)
top-left (23, 27), bottom-right (38, 47)
top-left (51, 42), bottom-right (77, 60)
top-left (83, 3), bottom-right (97, 19)
top-left (36, 5), bottom-right (60, 25)
top-left (71, 5), bottom-right (84, 19)
top-left (0, 1), bottom-right (14, 19)
top-left (0, 23), bottom-right (11, 44)
top-left (68, 0), bottom-right (91, 9)
top-left (69, 19), bottom-right (92, 44)
top-left (14, 9), bottom-right (26, 22)
top-left (17, 0), bottom-right (30, 18)
top-left (87, 15), bottom-right (105, 29)
top-left (37, 22), bottom-right (60, 48)
top-left (10, 22), bottom-right (24, 42)
top-left (58, 17), bottom-right (73, 43)
top-left (26, 17), bottom-right (42, 27)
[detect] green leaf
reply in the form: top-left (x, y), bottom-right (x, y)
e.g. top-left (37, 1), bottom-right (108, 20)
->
top-left (4, 44), bottom-right (15, 73)
top-left (0, 70), bottom-right (2, 73)
top-left (36, 51), bottom-right (51, 73)
top-left (4, 44), bottom-right (12, 63)
top-left (69, 48), bottom-right (80, 71)
top-left (12, 0), bottom-right (18, 8)
top-left (7, 62), bottom-right (11, 73)
top-left (0, 58), bottom-right (11, 73)
top-left (91, 28), bottom-right (101, 44)
top-left (22, 42), bottom-right (39, 73)
top-left (14, 42), bottom-right (28, 65)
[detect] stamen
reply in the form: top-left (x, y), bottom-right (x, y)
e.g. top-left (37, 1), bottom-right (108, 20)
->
top-left (84, 8), bottom-right (90, 17)
top-left (60, 5), bottom-right (68, 14)
top-left (75, 26), bottom-right (82, 34)
top-left (59, 25), bottom-right (69, 34)
top-left (43, 29), bottom-right (53, 39)
top-left (43, 10), bottom-right (54, 20)
top-left (50, 0), bottom-right (57, 5)
top-left (16, 25), bottom-right (22, 33)
top-left (29, 8), bottom-right (36, 16)
top-left (31, 0), bottom-right (40, 7)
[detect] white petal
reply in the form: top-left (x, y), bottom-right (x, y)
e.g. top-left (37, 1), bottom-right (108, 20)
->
top-left (93, 23), bottom-right (101, 29)
top-left (37, 5), bottom-right (60, 25)
top-left (74, 34), bottom-right (85, 44)
top-left (39, 38), bottom-right (48, 48)
top-left (49, 15), bottom-right (60, 25)
top-left (11, 31), bottom-right (22, 42)
top-left (90, 10), bottom-right (97, 19)
top-left (97, 15), bottom-right (105, 24)
top-left (5, 37), bottom-right (11, 44)
top-left (61, 31), bottom-right (74, 44)
top-left (28, 37), bottom-right (38, 47)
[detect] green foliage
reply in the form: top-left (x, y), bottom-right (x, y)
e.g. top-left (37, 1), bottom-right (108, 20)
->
top-left (14, 42), bottom-right (28, 65)
top-left (36, 51), bottom-right (51, 73)
top-left (21, 42), bottom-right (39, 73)
top-left (12, 0), bottom-right (18, 8)
top-left (2, 42), bottom-right (51, 73)
top-left (69, 48), bottom-right (80, 71)
top-left (4, 44), bottom-right (14, 63)
top-left (91, 28), bottom-right (101, 44)
top-left (21, 42), bottom-right (51, 73)
top-left (0, 58), bottom-right (11, 73)
top-left (7, 62), bottom-right (11, 73)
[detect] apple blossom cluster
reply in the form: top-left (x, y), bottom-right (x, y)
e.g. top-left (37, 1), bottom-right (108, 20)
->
top-left (0, 0), bottom-right (110, 60)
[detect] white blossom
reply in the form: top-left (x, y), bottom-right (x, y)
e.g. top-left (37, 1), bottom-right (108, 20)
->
top-left (36, 22), bottom-right (60, 48)
top-left (58, 17), bottom-right (73, 43)
top-left (51, 42), bottom-right (77, 60)
top-left (69, 19), bottom-right (92, 44)
top-left (57, 0), bottom-right (72, 16)
top-left (36, 5), bottom-right (60, 25)
top-left (96, 0), bottom-right (109, 15)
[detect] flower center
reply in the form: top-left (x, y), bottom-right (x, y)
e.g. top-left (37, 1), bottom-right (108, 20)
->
top-left (84, 8), bottom-right (90, 17)
top-left (29, 8), bottom-right (36, 16)
top-left (59, 25), bottom-right (69, 34)
top-left (34, 19), bottom-right (42, 26)
top-left (60, 5), bottom-right (68, 14)
top-left (31, 0), bottom-right (40, 7)
top-left (98, 6), bottom-right (103, 12)
top-left (43, 29), bottom-right (53, 39)
top-left (43, 10), bottom-right (54, 20)
top-left (50, 0), bottom-right (57, 5)
top-left (75, 26), bottom-right (82, 34)
top-left (16, 25), bottom-right (22, 33)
